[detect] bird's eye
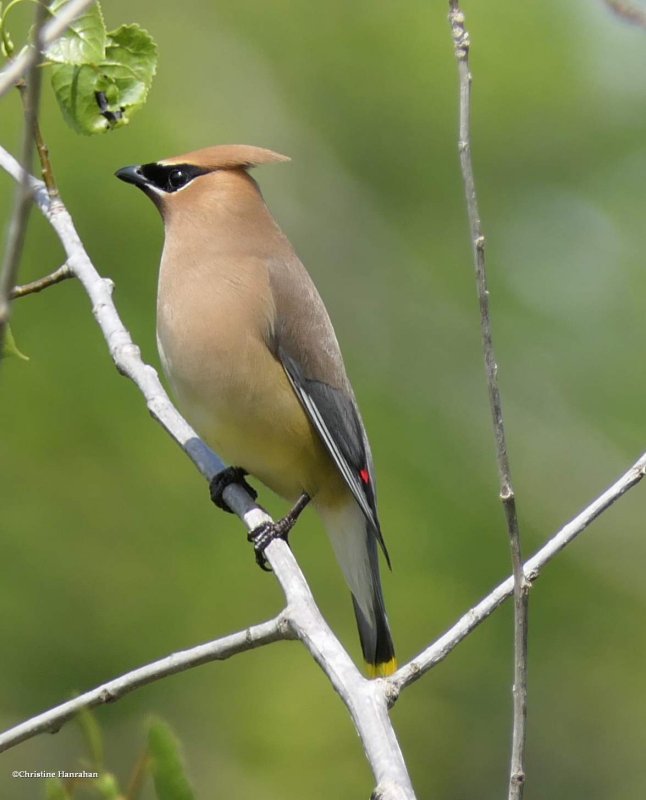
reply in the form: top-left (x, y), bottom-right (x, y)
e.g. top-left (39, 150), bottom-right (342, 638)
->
top-left (167, 168), bottom-right (189, 191)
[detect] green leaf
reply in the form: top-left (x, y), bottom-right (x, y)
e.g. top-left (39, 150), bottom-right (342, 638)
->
top-left (2, 324), bottom-right (29, 361)
top-left (103, 24), bottom-right (157, 109)
top-left (148, 719), bottom-right (196, 800)
top-left (45, 779), bottom-right (71, 800)
top-left (50, 62), bottom-right (108, 134)
top-left (45, 0), bottom-right (106, 65)
top-left (50, 23), bottom-right (157, 135)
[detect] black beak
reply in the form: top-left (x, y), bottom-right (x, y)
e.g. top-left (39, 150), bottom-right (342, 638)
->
top-left (115, 164), bottom-right (146, 188)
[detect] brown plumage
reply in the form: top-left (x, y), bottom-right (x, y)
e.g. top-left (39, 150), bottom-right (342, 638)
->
top-left (116, 145), bottom-right (396, 676)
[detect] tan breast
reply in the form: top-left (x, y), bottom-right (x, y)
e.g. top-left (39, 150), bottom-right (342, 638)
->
top-left (157, 246), bottom-right (336, 501)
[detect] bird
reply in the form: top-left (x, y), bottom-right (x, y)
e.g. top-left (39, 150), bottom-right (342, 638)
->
top-left (115, 145), bottom-right (396, 677)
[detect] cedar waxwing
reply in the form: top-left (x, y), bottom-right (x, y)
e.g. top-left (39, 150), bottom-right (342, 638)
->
top-left (115, 145), bottom-right (396, 677)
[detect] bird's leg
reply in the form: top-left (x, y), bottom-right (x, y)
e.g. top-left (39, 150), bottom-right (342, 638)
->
top-left (248, 492), bottom-right (311, 571)
top-left (209, 466), bottom-right (258, 513)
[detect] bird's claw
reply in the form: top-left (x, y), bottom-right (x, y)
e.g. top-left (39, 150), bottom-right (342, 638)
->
top-left (209, 467), bottom-right (257, 513)
top-left (245, 493), bottom-right (309, 571)
top-left (247, 520), bottom-right (291, 572)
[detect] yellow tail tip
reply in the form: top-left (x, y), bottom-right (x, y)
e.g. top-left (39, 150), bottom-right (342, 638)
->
top-left (366, 657), bottom-right (398, 678)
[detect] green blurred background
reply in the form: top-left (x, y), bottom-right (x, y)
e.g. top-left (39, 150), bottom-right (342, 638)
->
top-left (2, 0), bottom-right (646, 797)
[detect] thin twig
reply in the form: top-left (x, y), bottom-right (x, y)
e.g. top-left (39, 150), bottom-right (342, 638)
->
top-left (0, 0), bottom-right (96, 99)
top-left (448, 3), bottom-right (528, 796)
top-left (11, 261), bottom-right (72, 297)
top-left (0, 0), bottom-right (48, 354)
top-left (0, 617), bottom-right (288, 753)
top-left (30, 98), bottom-right (58, 196)
top-left (125, 747), bottom-right (151, 800)
top-left (16, 81), bottom-right (59, 196)
top-left (388, 451), bottom-right (646, 694)
top-left (604, 0), bottom-right (646, 27)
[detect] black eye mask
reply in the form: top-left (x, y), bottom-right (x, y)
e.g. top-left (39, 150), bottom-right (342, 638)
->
top-left (140, 163), bottom-right (209, 193)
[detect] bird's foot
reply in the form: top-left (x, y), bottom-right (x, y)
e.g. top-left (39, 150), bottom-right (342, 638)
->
top-left (248, 493), bottom-right (311, 571)
top-left (247, 521), bottom-right (289, 571)
top-left (209, 466), bottom-right (257, 513)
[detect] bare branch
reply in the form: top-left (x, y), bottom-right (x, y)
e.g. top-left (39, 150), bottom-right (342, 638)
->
top-left (0, 616), bottom-right (288, 753)
top-left (3, 429), bottom-right (644, 792)
top-left (604, 0), bottom-right (646, 27)
top-left (0, 0), bottom-right (96, 99)
top-left (388, 451), bottom-right (646, 695)
top-left (448, 2), bottom-right (528, 795)
top-left (0, 0), bottom-right (48, 354)
top-left (11, 261), bottom-right (72, 298)
top-left (0, 144), bottom-right (416, 800)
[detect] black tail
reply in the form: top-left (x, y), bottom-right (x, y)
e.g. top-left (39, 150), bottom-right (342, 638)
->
top-left (352, 593), bottom-right (396, 677)
top-left (351, 534), bottom-right (396, 677)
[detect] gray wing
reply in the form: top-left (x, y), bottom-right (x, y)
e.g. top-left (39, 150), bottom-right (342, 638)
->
top-left (267, 251), bottom-right (390, 563)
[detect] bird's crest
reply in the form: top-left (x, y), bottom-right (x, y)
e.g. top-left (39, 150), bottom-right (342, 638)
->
top-left (160, 145), bottom-right (290, 172)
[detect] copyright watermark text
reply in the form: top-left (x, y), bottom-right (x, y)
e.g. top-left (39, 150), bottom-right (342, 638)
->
top-left (12, 770), bottom-right (99, 779)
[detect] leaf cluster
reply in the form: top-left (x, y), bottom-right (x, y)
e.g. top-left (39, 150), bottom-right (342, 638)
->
top-left (0, 0), bottom-right (157, 134)
top-left (46, 0), bottom-right (157, 134)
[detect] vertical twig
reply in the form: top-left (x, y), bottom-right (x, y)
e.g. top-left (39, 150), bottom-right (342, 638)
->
top-left (16, 79), bottom-right (59, 195)
top-left (124, 746), bottom-right (151, 800)
top-left (0, 0), bottom-right (48, 353)
top-left (21, 93), bottom-right (59, 196)
top-left (447, 3), bottom-right (528, 797)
